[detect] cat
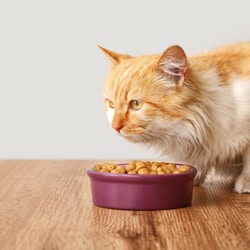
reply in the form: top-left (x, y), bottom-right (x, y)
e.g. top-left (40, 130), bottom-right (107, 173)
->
top-left (98, 41), bottom-right (250, 193)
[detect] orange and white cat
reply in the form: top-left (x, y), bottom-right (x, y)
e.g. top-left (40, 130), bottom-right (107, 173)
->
top-left (99, 41), bottom-right (250, 193)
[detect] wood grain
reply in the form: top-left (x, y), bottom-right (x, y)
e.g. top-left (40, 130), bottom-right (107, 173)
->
top-left (0, 160), bottom-right (249, 250)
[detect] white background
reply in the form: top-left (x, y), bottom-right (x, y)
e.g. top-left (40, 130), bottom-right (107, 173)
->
top-left (0, 0), bottom-right (249, 159)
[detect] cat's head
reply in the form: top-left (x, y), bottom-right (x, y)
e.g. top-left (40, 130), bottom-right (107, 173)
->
top-left (99, 45), bottom-right (195, 146)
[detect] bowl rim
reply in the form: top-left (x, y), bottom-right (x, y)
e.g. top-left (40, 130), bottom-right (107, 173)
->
top-left (87, 163), bottom-right (197, 180)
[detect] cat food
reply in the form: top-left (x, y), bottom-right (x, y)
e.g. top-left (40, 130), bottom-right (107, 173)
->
top-left (93, 161), bottom-right (191, 175)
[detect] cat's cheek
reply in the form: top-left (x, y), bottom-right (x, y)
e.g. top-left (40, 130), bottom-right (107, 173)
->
top-left (106, 108), bottom-right (115, 126)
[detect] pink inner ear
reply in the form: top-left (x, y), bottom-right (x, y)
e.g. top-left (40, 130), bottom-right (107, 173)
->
top-left (157, 45), bottom-right (188, 86)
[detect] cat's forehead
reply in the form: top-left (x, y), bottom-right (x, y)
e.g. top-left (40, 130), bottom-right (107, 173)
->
top-left (120, 55), bottom-right (157, 71)
top-left (104, 55), bottom-right (159, 99)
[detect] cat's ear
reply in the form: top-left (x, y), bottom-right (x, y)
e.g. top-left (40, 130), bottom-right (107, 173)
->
top-left (98, 45), bottom-right (133, 66)
top-left (157, 45), bottom-right (188, 87)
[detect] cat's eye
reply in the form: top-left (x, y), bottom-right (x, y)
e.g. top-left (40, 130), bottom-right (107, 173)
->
top-left (129, 100), bottom-right (143, 110)
top-left (107, 99), bottom-right (115, 109)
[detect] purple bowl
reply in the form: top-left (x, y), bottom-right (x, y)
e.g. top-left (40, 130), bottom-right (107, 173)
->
top-left (87, 163), bottom-right (197, 210)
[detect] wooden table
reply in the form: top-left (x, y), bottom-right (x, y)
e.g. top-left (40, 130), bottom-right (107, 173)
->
top-left (0, 160), bottom-right (249, 250)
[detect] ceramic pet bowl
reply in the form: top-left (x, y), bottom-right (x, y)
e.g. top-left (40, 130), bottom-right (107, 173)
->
top-left (87, 162), bottom-right (197, 210)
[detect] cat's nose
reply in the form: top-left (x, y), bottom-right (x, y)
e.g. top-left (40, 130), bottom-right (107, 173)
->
top-left (112, 124), bottom-right (123, 133)
top-left (112, 117), bottom-right (124, 133)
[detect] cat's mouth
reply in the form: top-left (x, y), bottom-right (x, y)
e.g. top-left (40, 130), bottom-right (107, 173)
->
top-left (117, 126), bottom-right (168, 144)
top-left (116, 127), bottom-right (152, 143)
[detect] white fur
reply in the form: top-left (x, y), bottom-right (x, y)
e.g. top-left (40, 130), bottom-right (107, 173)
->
top-left (148, 72), bottom-right (250, 192)
top-left (106, 107), bottom-right (114, 125)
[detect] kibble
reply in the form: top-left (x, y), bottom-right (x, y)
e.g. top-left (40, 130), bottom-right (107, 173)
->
top-left (93, 161), bottom-right (191, 175)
